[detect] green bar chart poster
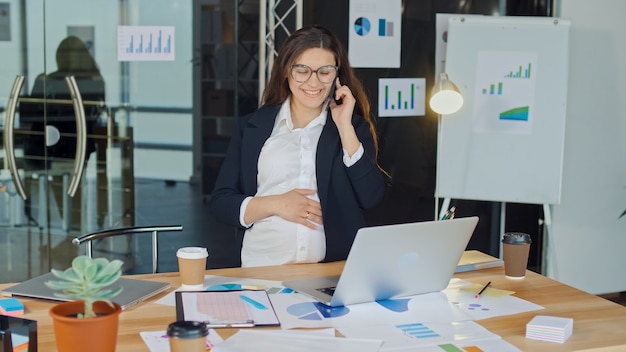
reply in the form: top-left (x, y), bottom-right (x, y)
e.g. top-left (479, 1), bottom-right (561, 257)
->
top-left (377, 78), bottom-right (425, 117)
top-left (473, 51), bottom-right (538, 134)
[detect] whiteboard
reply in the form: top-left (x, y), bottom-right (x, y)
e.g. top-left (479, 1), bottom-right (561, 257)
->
top-left (438, 16), bottom-right (570, 205)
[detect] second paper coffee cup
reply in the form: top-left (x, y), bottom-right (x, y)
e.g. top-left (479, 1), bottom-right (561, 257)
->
top-left (177, 247), bottom-right (208, 289)
top-left (501, 232), bottom-right (531, 278)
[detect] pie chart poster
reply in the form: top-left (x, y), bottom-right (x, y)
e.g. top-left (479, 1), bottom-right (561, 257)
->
top-left (348, 0), bottom-right (402, 68)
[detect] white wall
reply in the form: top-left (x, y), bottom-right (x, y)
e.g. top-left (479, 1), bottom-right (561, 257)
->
top-left (549, 0), bottom-right (626, 294)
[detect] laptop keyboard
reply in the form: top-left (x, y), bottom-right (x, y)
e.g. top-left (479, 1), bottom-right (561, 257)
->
top-left (316, 286), bottom-right (336, 296)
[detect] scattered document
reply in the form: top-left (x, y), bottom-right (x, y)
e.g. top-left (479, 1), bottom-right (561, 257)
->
top-left (460, 282), bottom-right (514, 298)
top-left (270, 290), bottom-right (472, 330)
top-left (338, 320), bottom-right (521, 352)
top-left (444, 279), bottom-right (544, 321)
top-left (211, 329), bottom-right (382, 352)
top-left (156, 275), bottom-right (544, 337)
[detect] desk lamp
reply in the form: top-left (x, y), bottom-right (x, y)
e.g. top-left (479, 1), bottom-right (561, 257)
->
top-left (430, 72), bottom-right (464, 219)
top-left (430, 72), bottom-right (463, 115)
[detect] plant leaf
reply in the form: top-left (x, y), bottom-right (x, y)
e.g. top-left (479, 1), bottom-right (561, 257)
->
top-left (72, 256), bottom-right (91, 273)
top-left (50, 268), bottom-right (83, 284)
top-left (83, 261), bottom-right (99, 282)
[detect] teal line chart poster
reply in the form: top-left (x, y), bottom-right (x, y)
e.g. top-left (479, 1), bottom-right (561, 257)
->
top-left (473, 51), bottom-right (538, 135)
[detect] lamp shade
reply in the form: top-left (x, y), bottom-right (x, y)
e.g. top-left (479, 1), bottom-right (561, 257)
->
top-left (429, 72), bottom-right (464, 115)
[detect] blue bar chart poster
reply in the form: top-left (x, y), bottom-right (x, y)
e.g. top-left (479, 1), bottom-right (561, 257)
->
top-left (117, 26), bottom-right (175, 61)
top-left (472, 50), bottom-right (538, 134)
top-left (378, 78), bottom-right (425, 117)
top-left (348, 0), bottom-right (401, 68)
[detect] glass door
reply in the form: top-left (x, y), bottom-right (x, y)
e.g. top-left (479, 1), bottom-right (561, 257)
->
top-left (1, 2), bottom-right (70, 279)
top-left (1, 0), bottom-right (192, 281)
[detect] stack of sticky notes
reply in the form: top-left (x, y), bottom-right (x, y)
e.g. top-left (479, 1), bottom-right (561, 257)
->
top-left (0, 297), bottom-right (25, 316)
top-left (526, 315), bottom-right (573, 343)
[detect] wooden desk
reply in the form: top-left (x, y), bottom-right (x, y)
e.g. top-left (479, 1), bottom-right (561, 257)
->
top-left (2, 262), bottom-right (626, 351)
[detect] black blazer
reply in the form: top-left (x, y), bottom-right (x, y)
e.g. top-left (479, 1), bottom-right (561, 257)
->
top-left (209, 105), bottom-right (385, 266)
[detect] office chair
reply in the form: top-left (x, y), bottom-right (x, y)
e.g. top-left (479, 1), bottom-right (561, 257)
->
top-left (72, 225), bottom-right (183, 274)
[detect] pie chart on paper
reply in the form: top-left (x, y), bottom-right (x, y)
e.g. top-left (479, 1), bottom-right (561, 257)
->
top-left (286, 302), bottom-right (350, 320)
top-left (354, 17), bottom-right (371, 36)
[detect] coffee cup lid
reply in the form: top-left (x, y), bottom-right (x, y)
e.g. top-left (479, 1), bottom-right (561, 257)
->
top-left (502, 232), bottom-right (532, 244)
top-left (177, 247), bottom-right (208, 259)
top-left (167, 320), bottom-right (209, 338)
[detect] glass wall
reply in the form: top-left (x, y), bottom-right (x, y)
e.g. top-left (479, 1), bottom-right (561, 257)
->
top-left (0, 0), bottom-right (194, 281)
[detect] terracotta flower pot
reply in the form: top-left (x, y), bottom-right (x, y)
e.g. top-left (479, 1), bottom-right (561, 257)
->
top-left (49, 300), bottom-right (122, 352)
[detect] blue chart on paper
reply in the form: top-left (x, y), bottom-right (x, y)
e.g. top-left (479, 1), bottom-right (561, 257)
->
top-left (286, 297), bottom-right (412, 320)
top-left (354, 17), bottom-right (371, 36)
top-left (377, 298), bottom-right (411, 312)
top-left (396, 323), bottom-right (440, 339)
top-left (206, 283), bottom-right (242, 291)
top-left (286, 302), bottom-right (350, 320)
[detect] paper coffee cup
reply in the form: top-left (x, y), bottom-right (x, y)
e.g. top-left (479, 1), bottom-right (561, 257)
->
top-left (502, 232), bottom-right (531, 279)
top-left (167, 321), bottom-right (209, 352)
top-left (177, 247), bottom-right (208, 289)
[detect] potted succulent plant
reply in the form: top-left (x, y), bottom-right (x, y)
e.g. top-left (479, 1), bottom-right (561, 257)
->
top-left (45, 256), bottom-right (124, 352)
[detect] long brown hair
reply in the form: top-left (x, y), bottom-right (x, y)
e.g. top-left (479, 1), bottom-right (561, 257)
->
top-left (262, 25), bottom-right (380, 154)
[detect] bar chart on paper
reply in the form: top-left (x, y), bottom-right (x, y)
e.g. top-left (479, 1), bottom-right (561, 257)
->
top-left (472, 51), bottom-right (537, 134)
top-left (117, 26), bottom-right (175, 61)
top-left (378, 78), bottom-right (426, 117)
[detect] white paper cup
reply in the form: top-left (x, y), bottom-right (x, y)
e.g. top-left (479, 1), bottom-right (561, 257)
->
top-left (177, 247), bottom-right (208, 290)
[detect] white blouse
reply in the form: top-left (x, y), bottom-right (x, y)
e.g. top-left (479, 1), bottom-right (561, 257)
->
top-left (239, 98), bottom-right (363, 267)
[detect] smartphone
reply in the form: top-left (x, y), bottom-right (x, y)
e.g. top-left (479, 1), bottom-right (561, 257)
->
top-left (328, 77), bottom-right (343, 105)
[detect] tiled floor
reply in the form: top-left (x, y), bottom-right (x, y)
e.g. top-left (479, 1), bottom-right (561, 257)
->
top-left (131, 178), bottom-right (239, 272)
top-left (0, 178), bottom-right (238, 284)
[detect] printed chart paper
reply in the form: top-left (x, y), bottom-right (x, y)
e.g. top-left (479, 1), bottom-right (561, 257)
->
top-left (378, 78), bottom-right (426, 117)
top-left (349, 0), bottom-right (402, 67)
top-left (338, 320), bottom-right (521, 351)
top-left (117, 26), bottom-right (175, 61)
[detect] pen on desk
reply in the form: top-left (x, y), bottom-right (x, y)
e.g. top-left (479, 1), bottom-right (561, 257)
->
top-left (474, 281), bottom-right (491, 299)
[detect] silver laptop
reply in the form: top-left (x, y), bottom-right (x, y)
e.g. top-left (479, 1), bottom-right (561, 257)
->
top-left (2, 272), bottom-right (170, 310)
top-left (283, 216), bottom-right (479, 307)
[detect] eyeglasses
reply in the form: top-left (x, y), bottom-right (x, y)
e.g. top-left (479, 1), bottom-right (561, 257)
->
top-left (290, 64), bottom-right (338, 84)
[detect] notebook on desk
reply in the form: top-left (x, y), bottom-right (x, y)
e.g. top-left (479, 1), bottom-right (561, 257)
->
top-left (283, 216), bottom-right (479, 307)
top-left (1, 272), bottom-right (170, 310)
top-left (456, 250), bottom-right (503, 273)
